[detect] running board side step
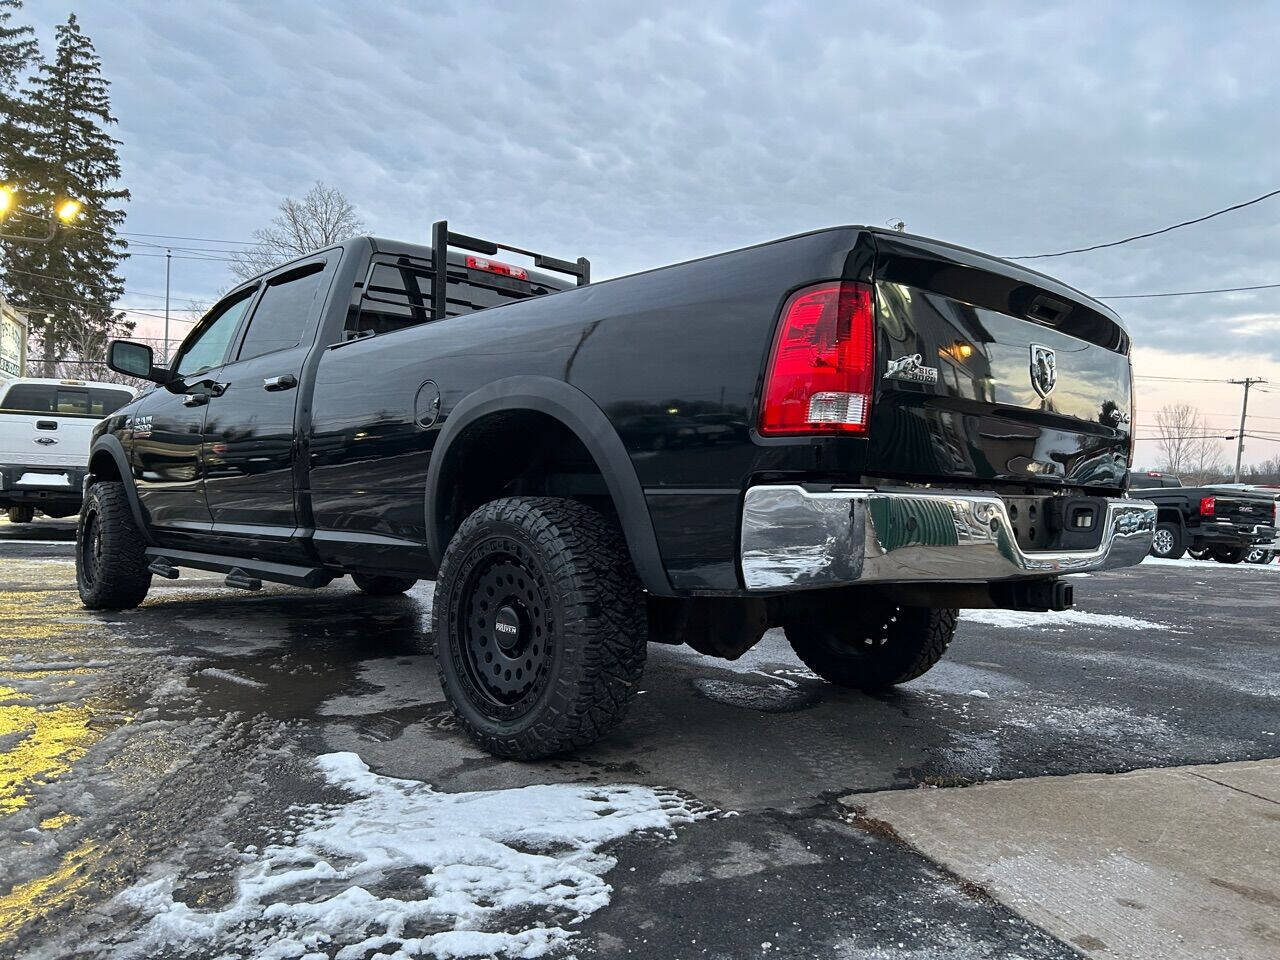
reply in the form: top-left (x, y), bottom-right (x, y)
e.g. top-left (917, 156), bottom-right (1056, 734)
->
top-left (143, 547), bottom-right (334, 589)
top-left (147, 557), bottom-right (180, 579)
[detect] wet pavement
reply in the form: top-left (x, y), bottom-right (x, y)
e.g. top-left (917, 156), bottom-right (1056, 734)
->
top-left (1, 517), bottom-right (1278, 959)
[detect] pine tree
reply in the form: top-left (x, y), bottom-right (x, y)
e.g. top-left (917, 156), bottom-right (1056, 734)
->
top-left (1, 13), bottom-right (130, 367)
top-left (0, 0), bottom-right (40, 180)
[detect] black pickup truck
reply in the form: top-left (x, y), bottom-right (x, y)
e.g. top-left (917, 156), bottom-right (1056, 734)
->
top-left (83, 222), bottom-right (1156, 757)
top-left (1131, 471), bottom-right (1279, 562)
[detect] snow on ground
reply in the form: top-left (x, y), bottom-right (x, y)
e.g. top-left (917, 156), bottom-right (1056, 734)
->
top-left (961, 609), bottom-right (1169, 631)
top-left (1142, 556), bottom-right (1280, 572)
top-left (110, 752), bottom-right (707, 960)
top-left (196, 667), bottom-right (266, 689)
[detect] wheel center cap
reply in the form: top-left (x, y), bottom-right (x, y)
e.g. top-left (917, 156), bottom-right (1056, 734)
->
top-left (493, 605), bottom-right (522, 651)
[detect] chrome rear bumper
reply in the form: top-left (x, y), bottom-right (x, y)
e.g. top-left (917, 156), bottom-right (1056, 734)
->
top-left (740, 485), bottom-right (1157, 592)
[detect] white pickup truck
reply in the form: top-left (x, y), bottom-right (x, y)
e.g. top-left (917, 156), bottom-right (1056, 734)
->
top-left (0, 377), bottom-right (135, 524)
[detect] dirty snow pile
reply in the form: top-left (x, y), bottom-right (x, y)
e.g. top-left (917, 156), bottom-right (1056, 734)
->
top-left (112, 752), bottom-right (705, 959)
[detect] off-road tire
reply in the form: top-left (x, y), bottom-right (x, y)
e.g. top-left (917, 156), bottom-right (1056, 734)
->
top-left (1211, 547), bottom-right (1246, 564)
top-left (784, 593), bottom-right (957, 690)
top-left (1245, 548), bottom-right (1276, 565)
top-left (352, 572), bottom-right (418, 595)
top-left (432, 497), bottom-right (647, 759)
top-left (1149, 521), bottom-right (1185, 559)
top-left (76, 481), bottom-right (152, 610)
top-left (7, 505), bottom-right (35, 524)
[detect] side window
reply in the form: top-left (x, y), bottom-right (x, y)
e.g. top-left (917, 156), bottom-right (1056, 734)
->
top-left (348, 262), bottom-right (433, 338)
top-left (88, 388), bottom-right (133, 415)
top-left (175, 290), bottom-right (256, 377)
top-left (236, 262), bottom-right (326, 362)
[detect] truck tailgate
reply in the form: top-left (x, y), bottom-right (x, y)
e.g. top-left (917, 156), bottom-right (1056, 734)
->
top-left (1209, 493), bottom-right (1279, 528)
top-left (866, 232), bottom-right (1133, 490)
top-left (0, 412), bottom-right (98, 470)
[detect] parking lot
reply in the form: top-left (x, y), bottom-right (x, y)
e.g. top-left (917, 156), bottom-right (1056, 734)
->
top-left (1, 518), bottom-right (1277, 959)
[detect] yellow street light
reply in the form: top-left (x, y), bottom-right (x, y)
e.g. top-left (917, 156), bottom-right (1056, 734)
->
top-left (56, 199), bottom-right (82, 223)
top-left (0, 186), bottom-right (13, 218)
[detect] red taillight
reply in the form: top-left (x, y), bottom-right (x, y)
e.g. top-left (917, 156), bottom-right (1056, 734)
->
top-left (1200, 497), bottom-right (1215, 516)
top-left (759, 281), bottom-right (875, 435)
top-left (466, 255), bottom-right (528, 281)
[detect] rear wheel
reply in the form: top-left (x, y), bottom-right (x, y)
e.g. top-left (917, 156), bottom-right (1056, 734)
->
top-left (1211, 547), bottom-right (1245, 564)
top-left (433, 497), bottom-right (647, 759)
top-left (1149, 522), bottom-right (1185, 559)
top-left (1245, 548), bottom-right (1275, 565)
top-left (784, 593), bottom-right (957, 690)
top-left (351, 573), bottom-right (418, 595)
top-left (7, 505), bottom-right (35, 524)
top-left (76, 482), bottom-right (152, 610)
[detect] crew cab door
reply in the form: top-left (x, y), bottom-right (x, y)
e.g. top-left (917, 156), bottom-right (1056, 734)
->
top-left (131, 289), bottom-right (256, 532)
top-left (201, 258), bottom-right (332, 540)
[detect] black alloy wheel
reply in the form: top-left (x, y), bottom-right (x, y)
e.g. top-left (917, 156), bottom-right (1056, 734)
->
top-left (457, 554), bottom-right (555, 719)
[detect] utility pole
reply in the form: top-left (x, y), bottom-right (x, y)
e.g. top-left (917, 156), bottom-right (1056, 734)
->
top-left (163, 248), bottom-right (171, 364)
top-left (1230, 377), bottom-right (1267, 482)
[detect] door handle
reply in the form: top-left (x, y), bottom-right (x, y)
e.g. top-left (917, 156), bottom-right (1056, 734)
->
top-left (182, 392), bottom-right (209, 407)
top-left (263, 374), bottom-right (297, 392)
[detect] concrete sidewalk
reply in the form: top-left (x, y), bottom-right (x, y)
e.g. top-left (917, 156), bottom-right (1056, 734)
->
top-left (843, 759), bottom-right (1280, 960)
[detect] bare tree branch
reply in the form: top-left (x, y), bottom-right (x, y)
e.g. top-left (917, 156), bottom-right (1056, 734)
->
top-left (230, 181), bottom-right (364, 281)
top-left (1152, 403), bottom-right (1227, 485)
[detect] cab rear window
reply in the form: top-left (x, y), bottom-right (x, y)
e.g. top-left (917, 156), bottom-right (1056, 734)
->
top-left (0, 384), bottom-right (133, 416)
top-left (349, 260), bottom-right (553, 339)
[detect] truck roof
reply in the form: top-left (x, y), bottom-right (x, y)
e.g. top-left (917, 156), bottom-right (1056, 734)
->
top-left (0, 377), bottom-right (134, 392)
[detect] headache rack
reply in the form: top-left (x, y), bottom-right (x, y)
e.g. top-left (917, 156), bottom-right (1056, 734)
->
top-left (430, 220), bottom-right (590, 322)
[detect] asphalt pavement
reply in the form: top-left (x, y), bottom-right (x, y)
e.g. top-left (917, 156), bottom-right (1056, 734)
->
top-left (1, 516), bottom-right (1277, 959)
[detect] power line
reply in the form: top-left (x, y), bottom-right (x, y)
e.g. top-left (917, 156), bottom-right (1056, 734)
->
top-left (1098, 282), bottom-right (1280, 300)
top-left (19, 212), bottom-right (255, 251)
top-left (1134, 434), bottom-right (1237, 440)
top-left (10, 287), bottom-right (196, 323)
top-left (1134, 375), bottom-right (1236, 383)
top-left (127, 251), bottom-right (240, 262)
top-left (1006, 186), bottom-right (1280, 260)
top-left (118, 229), bottom-right (256, 245)
top-left (2, 266), bottom-right (179, 301)
top-left (1198, 411), bottom-right (1280, 422)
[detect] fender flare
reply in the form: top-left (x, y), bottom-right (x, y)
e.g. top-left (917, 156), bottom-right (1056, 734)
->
top-left (1154, 505), bottom-right (1187, 535)
top-left (424, 376), bottom-right (674, 596)
top-left (88, 435), bottom-right (155, 545)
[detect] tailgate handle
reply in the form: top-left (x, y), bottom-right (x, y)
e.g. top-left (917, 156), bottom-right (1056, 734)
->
top-left (1027, 295), bottom-right (1070, 325)
top-left (35, 420), bottom-right (58, 430)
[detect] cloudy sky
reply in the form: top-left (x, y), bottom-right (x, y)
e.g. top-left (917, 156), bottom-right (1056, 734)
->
top-left (19, 0), bottom-right (1280, 464)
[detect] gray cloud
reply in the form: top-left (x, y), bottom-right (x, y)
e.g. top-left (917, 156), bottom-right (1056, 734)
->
top-left (21, 0), bottom-right (1280, 361)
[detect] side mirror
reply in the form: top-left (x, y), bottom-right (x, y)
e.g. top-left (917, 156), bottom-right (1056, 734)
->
top-left (108, 340), bottom-right (169, 384)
